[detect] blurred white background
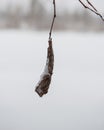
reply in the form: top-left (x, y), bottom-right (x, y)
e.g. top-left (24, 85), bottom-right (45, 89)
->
top-left (0, 0), bottom-right (104, 130)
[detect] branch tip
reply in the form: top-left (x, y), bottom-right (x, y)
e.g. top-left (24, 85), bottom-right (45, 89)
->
top-left (79, 0), bottom-right (104, 21)
top-left (49, 0), bottom-right (56, 40)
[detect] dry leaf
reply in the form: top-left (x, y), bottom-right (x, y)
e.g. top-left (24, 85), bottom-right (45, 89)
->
top-left (35, 40), bottom-right (54, 97)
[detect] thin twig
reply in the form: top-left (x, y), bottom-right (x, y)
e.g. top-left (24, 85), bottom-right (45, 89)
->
top-left (79, 0), bottom-right (104, 21)
top-left (49, 0), bottom-right (56, 40)
top-left (86, 0), bottom-right (97, 12)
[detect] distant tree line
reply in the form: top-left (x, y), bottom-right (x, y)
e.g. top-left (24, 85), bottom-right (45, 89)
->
top-left (0, 0), bottom-right (103, 31)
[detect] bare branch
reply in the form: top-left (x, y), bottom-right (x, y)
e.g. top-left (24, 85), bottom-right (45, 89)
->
top-left (79, 0), bottom-right (104, 21)
top-left (49, 0), bottom-right (56, 40)
top-left (86, 0), bottom-right (97, 12)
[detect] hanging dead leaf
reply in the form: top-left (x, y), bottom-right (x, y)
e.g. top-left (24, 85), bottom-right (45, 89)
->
top-left (35, 39), bottom-right (54, 97)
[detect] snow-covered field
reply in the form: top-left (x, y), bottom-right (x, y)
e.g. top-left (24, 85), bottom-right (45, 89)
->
top-left (0, 30), bottom-right (104, 130)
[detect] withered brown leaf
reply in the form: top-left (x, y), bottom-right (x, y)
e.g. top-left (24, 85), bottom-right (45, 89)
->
top-left (35, 40), bottom-right (54, 97)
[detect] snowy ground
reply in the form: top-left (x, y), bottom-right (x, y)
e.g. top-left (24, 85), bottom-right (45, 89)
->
top-left (0, 30), bottom-right (104, 130)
